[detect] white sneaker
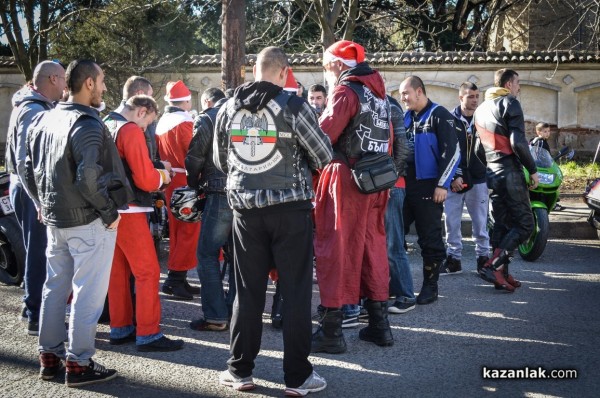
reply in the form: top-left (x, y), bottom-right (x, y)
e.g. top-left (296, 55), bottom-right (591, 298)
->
top-left (219, 369), bottom-right (255, 391)
top-left (284, 371), bottom-right (327, 396)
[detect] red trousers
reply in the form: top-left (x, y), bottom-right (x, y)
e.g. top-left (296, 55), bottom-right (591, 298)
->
top-left (314, 161), bottom-right (390, 307)
top-left (165, 173), bottom-right (201, 271)
top-left (108, 212), bottom-right (161, 336)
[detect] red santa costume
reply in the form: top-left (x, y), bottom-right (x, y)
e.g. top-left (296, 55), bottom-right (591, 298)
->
top-left (104, 110), bottom-right (177, 346)
top-left (155, 80), bottom-right (201, 299)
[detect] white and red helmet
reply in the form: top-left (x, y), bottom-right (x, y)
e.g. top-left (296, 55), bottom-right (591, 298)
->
top-left (169, 186), bottom-right (206, 223)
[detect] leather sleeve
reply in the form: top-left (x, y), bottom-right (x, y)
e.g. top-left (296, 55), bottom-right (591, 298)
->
top-left (186, 113), bottom-right (213, 189)
top-left (390, 101), bottom-right (408, 176)
top-left (70, 118), bottom-right (118, 225)
top-left (506, 98), bottom-right (537, 174)
top-left (213, 104), bottom-right (230, 174)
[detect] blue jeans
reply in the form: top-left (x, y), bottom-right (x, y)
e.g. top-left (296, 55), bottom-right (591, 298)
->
top-left (384, 187), bottom-right (415, 303)
top-left (196, 193), bottom-right (235, 323)
top-left (39, 218), bottom-right (116, 365)
top-left (9, 181), bottom-right (48, 322)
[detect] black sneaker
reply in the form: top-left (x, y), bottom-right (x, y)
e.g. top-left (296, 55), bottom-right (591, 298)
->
top-left (388, 301), bottom-right (416, 314)
top-left (20, 306), bottom-right (28, 322)
top-left (39, 353), bottom-right (63, 380)
top-left (358, 306), bottom-right (369, 323)
top-left (109, 330), bottom-right (136, 345)
top-left (137, 335), bottom-right (184, 352)
top-left (27, 321), bottom-right (39, 336)
top-left (342, 313), bottom-right (359, 329)
top-left (476, 256), bottom-right (489, 274)
top-left (439, 255), bottom-right (462, 275)
top-left (65, 360), bottom-right (117, 387)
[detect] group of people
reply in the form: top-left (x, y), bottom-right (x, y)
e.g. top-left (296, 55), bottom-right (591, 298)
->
top-left (5, 38), bottom-right (540, 395)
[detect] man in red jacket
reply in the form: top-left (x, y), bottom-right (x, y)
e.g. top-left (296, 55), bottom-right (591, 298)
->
top-left (312, 40), bottom-right (394, 353)
top-left (104, 95), bottom-right (184, 352)
top-left (155, 80), bottom-right (201, 300)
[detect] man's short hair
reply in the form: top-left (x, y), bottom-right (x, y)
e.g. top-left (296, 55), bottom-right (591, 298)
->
top-left (66, 60), bottom-right (100, 94)
top-left (459, 81), bottom-right (478, 95)
top-left (201, 87), bottom-right (225, 104)
top-left (32, 61), bottom-right (64, 87)
top-left (256, 47), bottom-right (289, 75)
top-left (536, 122), bottom-right (550, 132)
top-left (404, 76), bottom-right (427, 96)
top-left (123, 76), bottom-right (152, 100)
top-left (224, 88), bottom-right (234, 99)
top-left (125, 94), bottom-right (159, 115)
top-left (494, 69), bottom-right (519, 88)
top-left (308, 84), bottom-right (327, 96)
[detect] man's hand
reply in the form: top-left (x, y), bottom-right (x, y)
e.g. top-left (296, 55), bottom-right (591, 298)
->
top-left (161, 161), bottom-right (173, 176)
top-left (433, 187), bottom-right (448, 203)
top-left (107, 214), bottom-right (121, 230)
top-left (529, 172), bottom-right (539, 190)
top-left (451, 177), bottom-right (464, 193)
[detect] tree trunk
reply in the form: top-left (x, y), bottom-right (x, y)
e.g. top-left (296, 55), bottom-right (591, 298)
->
top-left (221, 0), bottom-right (246, 91)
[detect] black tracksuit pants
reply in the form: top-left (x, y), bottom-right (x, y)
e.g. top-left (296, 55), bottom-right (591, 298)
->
top-left (227, 205), bottom-right (313, 388)
top-left (403, 165), bottom-right (446, 263)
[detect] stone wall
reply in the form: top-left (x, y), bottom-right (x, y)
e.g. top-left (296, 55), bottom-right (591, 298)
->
top-left (2, 58), bottom-right (600, 161)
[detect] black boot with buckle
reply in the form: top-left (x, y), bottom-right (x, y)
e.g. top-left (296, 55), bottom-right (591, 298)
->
top-left (358, 299), bottom-right (394, 347)
top-left (311, 308), bottom-right (347, 354)
top-left (162, 271), bottom-right (194, 300)
top-left (416, 260), bottom-right (441, 305)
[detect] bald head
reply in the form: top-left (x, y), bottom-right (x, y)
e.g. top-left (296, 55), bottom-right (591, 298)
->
top-left (32, 61), bottom-right (66, 102)
top-left (254, 47), bottom-right (289, 87)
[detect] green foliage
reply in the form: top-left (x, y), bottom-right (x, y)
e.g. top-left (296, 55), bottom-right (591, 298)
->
top-left (560, 161), bottom-right (600, 179)
top-left (50, 0), bottom-right (206, 108)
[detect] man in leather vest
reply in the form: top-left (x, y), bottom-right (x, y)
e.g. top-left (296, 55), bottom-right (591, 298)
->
top-left (103, 95), bottom-right (184, 352)
top-left (185, 88), bottom-right (234, 332)
top-left (474, 68), bottom-right (539, 291)
top-left (399, 76), bottom-right (461, 305)
top-left (441, 82), bottom-right (490, 276)
top-left (214, 46), bottom-right (332, 395)
top-left (24, 59), bottom-right (132, 387)
top-left (312, 40), bottom-right (394, 353)
top-left (5, 60), bottom-right (66, 336)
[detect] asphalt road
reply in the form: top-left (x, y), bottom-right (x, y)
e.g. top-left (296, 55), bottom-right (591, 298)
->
top-left (1, 235), bottom-right (599, 398)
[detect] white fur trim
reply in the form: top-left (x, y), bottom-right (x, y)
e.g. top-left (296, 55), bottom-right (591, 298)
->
top-left (164, 95), bottom-right (192, 102)
top-left (323, 50), bottom-right (357, 68)
top-left (155, 111), bottom-right (194, 135)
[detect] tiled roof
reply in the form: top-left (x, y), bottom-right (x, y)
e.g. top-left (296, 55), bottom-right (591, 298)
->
top-left (0, 56), bottom-right (17, 67)
top-left (188, 51), bottom-right (600, 67)
top-left (2, 51), bottom-right (599, 70)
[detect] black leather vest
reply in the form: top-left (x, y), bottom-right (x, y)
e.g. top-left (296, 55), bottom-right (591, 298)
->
top-left (226, 92), bottom-right (309, 191)
top-left (336, 81), bottom-right (391, 158)
top-left (104, 112), bottom-right (153, 207)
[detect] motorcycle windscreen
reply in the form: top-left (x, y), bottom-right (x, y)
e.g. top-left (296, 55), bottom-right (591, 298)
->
top-left (529, 146), bottom-right (554, 168)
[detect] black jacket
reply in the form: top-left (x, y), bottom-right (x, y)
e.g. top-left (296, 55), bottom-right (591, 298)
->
top-left (474, 91), bottom-right (536, 174)
top-left (24, 102), bottom-right (133, 228)
top-left (186, 97), bottom-right (227, 192)
top-left (451, 106), bottom-right (487, 184)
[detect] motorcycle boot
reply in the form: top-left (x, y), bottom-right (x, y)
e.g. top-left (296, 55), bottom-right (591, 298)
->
top-left (311, 308), bottom-right (347, 354)
top-left (416, 260), bottom-right (441, 305)
top-left (494, 262), bottom-right (521, 289)
top-left (480, 249), bottom-right (515, 292)
top-left (358, 300), bottom-right (394, 347)
top-left (162, 271), bottom-right (194, 300)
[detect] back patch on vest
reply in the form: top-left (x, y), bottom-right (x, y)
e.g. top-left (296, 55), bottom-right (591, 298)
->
top-left (230, 107), bottom-right (282, 174)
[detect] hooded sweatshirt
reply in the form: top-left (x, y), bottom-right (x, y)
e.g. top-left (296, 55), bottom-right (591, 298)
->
top-left (6, 85), bottom-right (54, 195)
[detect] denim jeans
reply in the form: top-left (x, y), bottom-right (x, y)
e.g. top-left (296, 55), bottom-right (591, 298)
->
top-left (38, 218), bottom-right (117, 365)
top-left (196, 192), bottom-right (235, 323)
top-left (341, 304), bottom-right (360, 317)
top-left (9, 181), bottom-right (48, 322)
top-left (384, 187), bottom-right (415, 303)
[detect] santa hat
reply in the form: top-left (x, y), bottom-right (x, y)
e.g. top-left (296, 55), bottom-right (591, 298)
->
top-left (164, 80), bottom-right (192, 102)
top-left (323, 40), bottom-right (365, 68)
top-left (284, 68), bottom-right (298, 92)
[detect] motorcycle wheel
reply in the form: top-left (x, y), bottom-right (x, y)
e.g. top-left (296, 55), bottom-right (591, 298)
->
top-left (518, 207), bottom-right (549, 262)
top-left (0, 214), bottom-right (26, 285)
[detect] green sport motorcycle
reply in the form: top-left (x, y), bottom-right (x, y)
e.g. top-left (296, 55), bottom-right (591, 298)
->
top-left (519, 145), bottom-right (574, 261)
